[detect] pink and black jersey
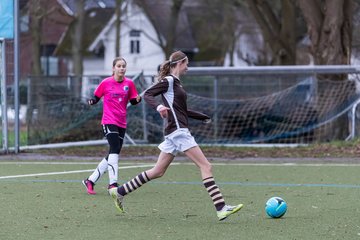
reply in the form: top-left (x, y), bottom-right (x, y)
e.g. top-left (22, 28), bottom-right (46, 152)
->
top-left (94, 76), bottom-right (138, 128)
top-left (144, 75), bottom-right (210, 135)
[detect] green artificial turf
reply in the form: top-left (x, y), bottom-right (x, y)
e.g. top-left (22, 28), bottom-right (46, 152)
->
top-left (0, 161), bottom-right (359, 240)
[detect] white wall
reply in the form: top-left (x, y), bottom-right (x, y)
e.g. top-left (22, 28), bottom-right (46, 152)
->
top-left (83, 58), bottom-right (107, 75)
top-left (83, 1), bottom-right (165, 76)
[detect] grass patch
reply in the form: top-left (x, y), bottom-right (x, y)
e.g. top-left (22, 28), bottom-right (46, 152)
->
top-left (1, 162), bottom-right (360, 239)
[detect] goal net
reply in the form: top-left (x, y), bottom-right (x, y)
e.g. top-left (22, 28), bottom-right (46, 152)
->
top-left (127, 68), bottom-right (360, 145)
top-left (185, 78), bottom-right (359, 144)
top-left (24, 66), bottom-right (360, 148)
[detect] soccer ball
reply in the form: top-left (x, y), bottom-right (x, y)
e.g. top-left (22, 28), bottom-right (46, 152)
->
top-left (265, 197), bottom-right (287, 218)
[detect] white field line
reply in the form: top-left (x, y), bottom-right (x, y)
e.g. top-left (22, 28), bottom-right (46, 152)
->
top-left (0, 163), bottom-right (172, 180)
top-left (0, 162), bottom-right (154, 165)
top-left (0, 162), bottom-right (359, 180)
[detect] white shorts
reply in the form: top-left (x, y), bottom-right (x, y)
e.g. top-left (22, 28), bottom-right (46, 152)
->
top-left (158, 128), bottom-right (198, 156)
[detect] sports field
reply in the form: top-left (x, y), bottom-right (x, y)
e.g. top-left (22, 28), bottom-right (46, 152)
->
top-left (1, 159), bottom-right (359, 240)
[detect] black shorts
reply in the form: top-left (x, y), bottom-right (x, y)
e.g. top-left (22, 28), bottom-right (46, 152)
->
top-left (102, 124), bottom-right (126, 138)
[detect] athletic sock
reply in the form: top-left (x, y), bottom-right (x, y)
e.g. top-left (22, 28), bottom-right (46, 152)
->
top-left (107, 153), bottom-right (119, 185)
top-left (203, 176), bottom-right (225, 211)
top-left (117, 171), bottom-right (150, 196)
top-left (88, 158), bottom-right (108, 183)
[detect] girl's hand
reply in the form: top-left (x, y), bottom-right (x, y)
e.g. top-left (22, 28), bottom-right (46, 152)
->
top-left (157, 105), bottom-right (170, 118)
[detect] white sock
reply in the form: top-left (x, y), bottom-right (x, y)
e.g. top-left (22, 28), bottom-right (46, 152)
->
top-left (107, 153), bottom-right (119, 185)
top-left (88, 158), bottom-right (108, 183)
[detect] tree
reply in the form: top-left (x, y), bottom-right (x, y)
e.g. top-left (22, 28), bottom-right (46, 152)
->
top-left (26, 0), bottom-right (61, 123)
top-left (192, 0), bottom-right (242, 65)
top-left (297, 0), bottom-right (353, 142)
top-left (134, 0), bottom-right (185, 58)
top-left (297, 0), bottom-right (353, 66)
top-left (244, 0), bottom-right (297, 65)
top-left (71, 0), bottom-right (85, 99)
top-left (115, 0), bottom-right (123, 57)
top-left (133, 0), bottom-right (254, 65)
top-left (28, 1), bottom-right (42, 75)
top-left (71, 0), bottom-right (85, 77)
top-left (27, 0), bottom-right (59, 75)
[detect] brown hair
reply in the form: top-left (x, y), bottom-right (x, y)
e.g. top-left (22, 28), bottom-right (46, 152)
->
top-left (113, 57), bottom-right (127, 67)
top-left (112, 57), bottom-right (127, 75)
top-left (157, 51), bottom-right (187, 81)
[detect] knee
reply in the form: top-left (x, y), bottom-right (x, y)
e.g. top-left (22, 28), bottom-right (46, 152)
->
top-left (155, 170), bottom-right (166, 178)
top-left (109, 145), bottom-right (121, 154)
top-left (154, 169), bottom-right (166, 178)
top-left (148, 167), bottom-right (166, 179)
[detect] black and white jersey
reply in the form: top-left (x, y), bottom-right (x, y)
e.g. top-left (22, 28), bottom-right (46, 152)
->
top-left (144, 75), bottom-right (210, 136)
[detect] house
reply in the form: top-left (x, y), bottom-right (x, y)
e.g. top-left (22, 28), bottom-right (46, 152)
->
top-left (85, 1), bottom-right (166, 76)
top-left (54, 0), bottom-right (199, 76)
top-left (54, 3), bottom-right (115, 74)
top-left (55, 0), bottom-right (304, 76)
top-left (19, 0), bottom-right (72, 79)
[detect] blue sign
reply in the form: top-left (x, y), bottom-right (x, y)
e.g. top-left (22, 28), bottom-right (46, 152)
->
top-left (0, 0), bottom-right (14, 39)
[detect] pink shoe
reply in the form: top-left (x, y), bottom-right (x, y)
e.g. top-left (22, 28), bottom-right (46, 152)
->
top-left (82, 179), bottom-right (96, 195)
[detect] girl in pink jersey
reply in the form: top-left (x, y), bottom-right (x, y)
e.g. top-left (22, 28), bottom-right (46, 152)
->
top-left (82, 57), bottom-right (141, 195)
top-left (109, 51), bottom-right (243, 221)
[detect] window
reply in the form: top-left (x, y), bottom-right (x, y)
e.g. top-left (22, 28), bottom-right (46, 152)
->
top-left (130, 30), bottom-right (141, 37)
top-left (129, 29), bottom-right (141, 54)
top-left (41, 56), bottom-right (58, 76)
top-left (40, 44), bottom-right (58, 76)
top-left (130, 40), bottom-right (140, 54)
top-left (20, 14), bottom-right (29, 32)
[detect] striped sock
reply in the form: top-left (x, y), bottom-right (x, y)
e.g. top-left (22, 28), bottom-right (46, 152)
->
top-left (117, 171), bottom-right (150, 196)
top-left (203, 177), bottom-right (225, 211)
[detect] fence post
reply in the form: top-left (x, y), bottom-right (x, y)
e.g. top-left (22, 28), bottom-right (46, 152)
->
top-left (0, 39), bottom-right (8, 153)
top-left (14, 0), bottom-right (20, 153)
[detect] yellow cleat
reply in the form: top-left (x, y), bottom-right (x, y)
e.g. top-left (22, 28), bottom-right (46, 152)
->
top-left (109, 188), bottom-right (125, 213)
top-left (217, 204), bottom-right (244, 221)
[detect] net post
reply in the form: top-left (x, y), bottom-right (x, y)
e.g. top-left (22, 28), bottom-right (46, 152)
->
top-left (213, 77), bottom-right (218, 143)
top-left (349, 98), bottom-right (360, 140)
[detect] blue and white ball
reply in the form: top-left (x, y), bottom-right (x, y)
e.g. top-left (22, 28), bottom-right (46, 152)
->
top-left (265, 197), bottom-right (287, 218)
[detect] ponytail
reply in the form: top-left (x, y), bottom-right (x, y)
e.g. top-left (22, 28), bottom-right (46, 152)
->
top-left (157, 60), bottom-right (171, 82)
top-left (156, 51), bottom-right (187, 82)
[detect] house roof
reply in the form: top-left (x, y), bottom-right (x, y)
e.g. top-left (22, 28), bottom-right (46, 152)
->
top-left (57, 0), bottom-right (116, 15)
top-left (57, 0), bottom-right (198, 57)
top-left (54, 7), bottom-right (114, 56)
top-left (88, 1), bottom-right (129, 52)
top-left (135, 0), bottom-right (197, 52)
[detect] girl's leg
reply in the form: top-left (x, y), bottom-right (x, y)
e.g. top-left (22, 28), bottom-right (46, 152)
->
top-left (110, 152), bottom-right (174, 213)
top-left (105, 126), bottom-right (125, 186)
top-left (88, 158), bottom-right (108, 183)
top-left (83, 125), bottom-right (124, 194)
top-left (106, 134), bottom-right (121, 186)
top-left (184, 146), bottom-right (225, 211)
top-left (117, 151), bottom-right (174, 196)
top-left (83, 157), bottom-right (109, 195)
top-left (146, 151), bottom-right (175, 179)
top-left (184, 146), bottom-right (212, 179)
top-left (184, 146), bottom-right (243, 220)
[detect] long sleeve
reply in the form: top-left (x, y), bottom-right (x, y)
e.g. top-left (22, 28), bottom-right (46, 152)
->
top-left (187, 109), bottom-right (210, 121)
top-left (144, 80), bottom-right (169, 110)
